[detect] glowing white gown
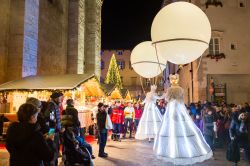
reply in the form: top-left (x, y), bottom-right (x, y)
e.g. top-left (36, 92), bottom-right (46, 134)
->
top-left (135, 90), bottom-right (163, 140)
top-left (154, 86), bottom-right (212, 165)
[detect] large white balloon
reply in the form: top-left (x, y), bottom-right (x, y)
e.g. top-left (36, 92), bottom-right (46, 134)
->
top-left (131, 41), bottom-right (166, 78)
top-left (151, 2), bottom-right (211, 65)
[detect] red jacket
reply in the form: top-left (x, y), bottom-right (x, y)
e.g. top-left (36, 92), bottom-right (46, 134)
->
top-left (111, 107), bottom-right (124, 124)
top-left (134, 107), bottom-right (143, 119)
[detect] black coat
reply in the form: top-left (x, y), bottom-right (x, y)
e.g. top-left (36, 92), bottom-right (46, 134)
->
top-left (6, 122), bottom-right (55, 166)
top-left (37, 112), bottom-right (50, 135)
top-left (97, 111), bottom-right (107, 131)
top-left (62, 105), bottom-right (80, 128)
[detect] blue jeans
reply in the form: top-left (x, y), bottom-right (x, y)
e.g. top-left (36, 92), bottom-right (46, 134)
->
top-left (99, 130), bottom-right (107, 155)
top-left (113, 123), bottom-right (121, 138)
top-left (134, 119), bottom-right (140, 133)
top-left (124, 118), bottom-right (133, 137)
top-left (204, 134), bottom-right (214, 150)
top-left (76, 136), bottom-right (93, 155)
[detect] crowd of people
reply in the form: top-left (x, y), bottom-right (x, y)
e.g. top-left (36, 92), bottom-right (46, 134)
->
top-left (5, 92), bottom-right (95, 166)
top-left (100, 99), bottom-right (250, 164)
top-left (3, 89), bottom-right (250, 165)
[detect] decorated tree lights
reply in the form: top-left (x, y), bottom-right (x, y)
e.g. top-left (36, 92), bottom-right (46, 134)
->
top-left (105, 54), bottom-right (123, 89)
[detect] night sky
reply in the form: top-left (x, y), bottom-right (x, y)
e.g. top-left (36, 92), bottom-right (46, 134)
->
top-left (101, 0), bottom-right (163, 49)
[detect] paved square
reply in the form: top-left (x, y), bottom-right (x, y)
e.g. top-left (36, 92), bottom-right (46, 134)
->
top-left (1, 139), bottom-right (249, 166)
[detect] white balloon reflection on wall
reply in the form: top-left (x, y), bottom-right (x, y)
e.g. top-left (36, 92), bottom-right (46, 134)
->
top-left (130, 41), bottom-right (166, 78)
top-left (151, 2), bottom-right (211, 65)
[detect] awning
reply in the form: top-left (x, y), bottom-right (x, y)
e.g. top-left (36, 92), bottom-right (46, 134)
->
top-left (101, 83), bottom-right (116, 95)
top-left (120, 88), bottom-right (131, 100)
top-left (0, 73), bottom-right (96, 91)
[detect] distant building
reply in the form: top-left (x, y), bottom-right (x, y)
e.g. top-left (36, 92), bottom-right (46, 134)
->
top-left (101, 50), bottom-right (165, 98)
top-left (177, 0), bottom-right (250, 104)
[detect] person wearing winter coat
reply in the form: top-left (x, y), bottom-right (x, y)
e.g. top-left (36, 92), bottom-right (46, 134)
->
top-left (96, 102), bottom-right (108, 158)
top-left (194, 114), bottom-right (203, 131)
top-left (229, 112), bottom-right (250, 163)
top-left (111, 101), bottom-right (124, 141)
top-left (62, 99), bottom-right (95, 160)
top-left (45, 91), bottom-right (64, 166)
top-left (6, 103), bottom-right (55, 166)
top-left (203, 107), bottom-right (217, 150)
top-left (26, 97), bottom-right (49, 135)
top-left (62, 99), bottom-right (81, 134)
top-left (134, 103), bottom-right (143, 133)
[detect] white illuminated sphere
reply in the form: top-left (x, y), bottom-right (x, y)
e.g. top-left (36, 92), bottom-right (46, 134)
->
top-left (151, 2), bottom-right (211, 65)
top-left (131, 41), bottom-right (166, 78)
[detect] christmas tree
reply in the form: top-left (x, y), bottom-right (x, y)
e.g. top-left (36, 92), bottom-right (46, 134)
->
top-left (105, 54), bottom-right (123, 88)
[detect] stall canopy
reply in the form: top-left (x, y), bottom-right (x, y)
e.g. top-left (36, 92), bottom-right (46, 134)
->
top-left (120, 88), bottom-right (131, 100)
top-left (0, 73), bottom-right (98, 91)
top-left (101, 84), bottom-right (132, 100)
top-left (0, 73), bottom-right (105, 112)
top-left (101, 84), bottom-right (122, 99)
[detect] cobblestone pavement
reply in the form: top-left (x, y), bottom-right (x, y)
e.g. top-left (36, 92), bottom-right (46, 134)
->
top-left (1, 139), bottom-right (249, 166)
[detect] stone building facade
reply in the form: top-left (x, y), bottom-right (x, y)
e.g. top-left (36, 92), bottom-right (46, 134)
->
top-left (0, 0), bottom-right (102, 84)
top-left (101, 50), bottom-right (165, 97)
top-left (101, 50), bottom-right (142, 98)
top-left (177, 0), bottom-right (250, 104)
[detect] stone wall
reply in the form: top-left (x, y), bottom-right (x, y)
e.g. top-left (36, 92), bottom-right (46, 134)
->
top-left (179, 1), bottom-right (250, 104)
top-left (0, 0), bottom-right (103, 84)
top-left (6, 0), bottom-right (25, 81)
top-left (22, 0), bottom-right (39, 77)
top-left (0, 0), bottom-right (10, 84)
top-left (67, 0), bottom-right (85, 74)
top-left (37, 0), bottom-right (68, 75)
top-left (84, 0), bottom-right (102, 78)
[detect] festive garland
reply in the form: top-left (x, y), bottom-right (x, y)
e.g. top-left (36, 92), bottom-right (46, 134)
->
top-left (206, 53), bottom-right (225, 61)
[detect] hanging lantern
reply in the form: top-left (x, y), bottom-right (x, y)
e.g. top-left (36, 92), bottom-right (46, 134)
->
top-left (131, 41), bottom-right (166, 78)
top-left (151, 2), bottom-right (211, 65)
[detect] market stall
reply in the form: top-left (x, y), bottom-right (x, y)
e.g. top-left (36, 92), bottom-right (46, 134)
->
top-left (120, 88), bottom-right (132, 101)
top-left (0, 73), bottom-right (105, 130)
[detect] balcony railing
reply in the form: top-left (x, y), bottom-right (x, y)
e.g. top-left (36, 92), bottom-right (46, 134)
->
top-left (205, 0), bottom-right (223, 9)
top-left (206, 53), bottom-right (226, 61)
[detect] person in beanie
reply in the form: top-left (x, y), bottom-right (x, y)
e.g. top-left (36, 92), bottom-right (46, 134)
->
top-left (45, 91), bottom-right (64, 166)
top-left (111, 101), bottom-right (124, 141)
top-left (26, 97), bottom-right (49, 135)
top-left (96, 102), bottom-right (108, 157)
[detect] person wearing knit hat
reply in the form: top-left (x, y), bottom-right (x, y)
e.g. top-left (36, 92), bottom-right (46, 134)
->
top-left (44, 91), bottom-right (64, 165)
top-left (26, 97), bottom-right (49, 135)
top-left (50, 91), bottom-right (63, 99)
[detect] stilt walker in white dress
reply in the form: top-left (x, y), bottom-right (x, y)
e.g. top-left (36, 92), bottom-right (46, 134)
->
top-left (135, 85), bottom-right (163, 142)
top-left (154, 74), bottom-right (213, 165)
